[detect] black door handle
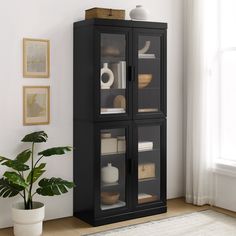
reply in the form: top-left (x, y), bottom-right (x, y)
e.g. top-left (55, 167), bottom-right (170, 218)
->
top-left (127, 66), bottom-right (132, 81)
top-left (127, 66), bottom-right (136, 82)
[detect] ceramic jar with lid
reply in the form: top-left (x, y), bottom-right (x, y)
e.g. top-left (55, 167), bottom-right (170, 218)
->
top-left (129, 5), bottom-right (149, 21)
top-left (101, 163), bottom-right (119, 184)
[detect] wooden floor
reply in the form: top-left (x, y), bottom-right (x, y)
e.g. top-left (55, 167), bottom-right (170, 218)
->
top-left (0, 198), bottom-right (235, 236)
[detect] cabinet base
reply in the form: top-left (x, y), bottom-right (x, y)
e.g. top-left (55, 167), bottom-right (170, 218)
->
top-left (74, 205), bottom-right (167, 226)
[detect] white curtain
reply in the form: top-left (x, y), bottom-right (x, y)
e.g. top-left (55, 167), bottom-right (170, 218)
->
top-left (184, 0), bottom-right (220, 205)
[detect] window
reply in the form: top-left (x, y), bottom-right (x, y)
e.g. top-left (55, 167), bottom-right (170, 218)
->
top-left (219, 0), bottom-right (236, 161)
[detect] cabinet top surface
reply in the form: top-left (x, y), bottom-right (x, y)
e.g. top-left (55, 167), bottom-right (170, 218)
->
top-left (74, 18), bottom-right (167, 29)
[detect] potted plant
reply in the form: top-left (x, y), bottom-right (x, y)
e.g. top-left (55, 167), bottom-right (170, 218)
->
top-left (0, 131), bottom-right (75, 236)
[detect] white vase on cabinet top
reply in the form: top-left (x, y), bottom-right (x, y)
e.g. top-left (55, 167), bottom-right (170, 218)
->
top-left (129, 5), bottom-right (149, 21)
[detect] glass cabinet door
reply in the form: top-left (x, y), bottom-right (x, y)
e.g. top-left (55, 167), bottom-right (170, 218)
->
top-left (99, 31), bottom-right (131, 118)
top-left (136, 122), bottom-right (165, 205)
top-left (100, 128), bottom-right (127, 211)
top-left (134, 30), bottom-right (166, 118)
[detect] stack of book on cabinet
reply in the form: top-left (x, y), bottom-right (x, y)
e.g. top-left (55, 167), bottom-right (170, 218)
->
top-left (138, 141), bottom-right (153, 151)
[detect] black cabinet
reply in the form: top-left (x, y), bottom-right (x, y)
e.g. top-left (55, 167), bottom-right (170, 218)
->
top-left (73, 19), bottom-right (167, 226)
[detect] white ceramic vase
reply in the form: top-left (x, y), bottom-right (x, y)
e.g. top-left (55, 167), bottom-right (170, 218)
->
top-left (101, 163), bottom-right (119, 184)
top-left (100, 63), bottom-right (114, 89)
top-left (12, 202), bottom-right (45, 236)
top-left (129, 5), bottom-right (149, 21)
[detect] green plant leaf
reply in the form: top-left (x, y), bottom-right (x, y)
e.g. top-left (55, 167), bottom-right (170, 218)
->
top-left (0, 156), bottom-right (11, 165)
top-left (21, 131), bottom-right (48, 143)
top-left (0, 178), bottom-right (25, 198)
top-left (0, 153), bottom-right (30, 171)
top-left (27, 163), bottom-right (46, 183)
top-left (16, 149), bottom-right (31, 163)
top-left (2, 160), bottom-right (29, 171)
top-left (38, 147), bottom-right (72, 157)
top-left (36, 177), bottom-right (75, 196)
top-left (3, 172), bottom-right (28, 188)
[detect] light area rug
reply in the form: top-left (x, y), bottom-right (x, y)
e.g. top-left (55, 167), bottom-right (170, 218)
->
top-left (86, 210), bottom-right (236, 236)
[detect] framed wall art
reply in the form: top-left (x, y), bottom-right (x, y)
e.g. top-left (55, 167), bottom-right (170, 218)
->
top-left (23, 38), bottom-right (50, 78)
top-left (23, 86), bottom-right (50, 125)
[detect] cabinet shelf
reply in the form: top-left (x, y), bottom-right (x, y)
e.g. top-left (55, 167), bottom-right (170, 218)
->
top-left (101, 151), bottom-right (125, 157)
top-left (139, 87), bottom-right (160, 90)
top-left (138, 177), bottom-right (157, 183)
top-left (138, 148), bottom-right (160, 153)
top-left (101, 182), bottom-right (119, 187)
top-left (101, 56), bottom-right (126, 63)
top-left (101, 88), bottom-right (126, 92)
top-left (101, 201), bottom-right (126, 210)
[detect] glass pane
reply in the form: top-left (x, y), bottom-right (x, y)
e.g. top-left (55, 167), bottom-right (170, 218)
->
top-left (221, 51), bottom-right (236, 161)
top-left (138, 125), bottom-right (160, 204)
top-left (100, 128), bottom-right (126, 210)
top-left (100, 34), bottom-right (127, 115)
top-left (138, 35), bottom-right (161, 113)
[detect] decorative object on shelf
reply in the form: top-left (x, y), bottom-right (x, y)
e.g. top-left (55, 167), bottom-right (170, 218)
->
top-left (111, 61), bottom-right (126, 89)
top-left (101, 132), bottom-right (112, 138)
top-left (138, 141), bottom-right (153, 151)
top-left (101, 63), bottom-right (114, 89)
top-left (101, 192), bottom-right (120, 205)
top-left (102, 46), bottom-right (120, 57)
top-left (101, 108), bottom-right (125, 114)
top-left (129, 5), bottom-right (149, 21)
top-left (138, 193), bottom-right (158, 204)
top-left (117, 136), bottom-right (126, 153)
top-left (138, 74), bottom-right (153, 89)
top-left (101, 163), bottom-right (119, 184)
top-left (138, 163), bottom-right (156, 179)
top-left (0, 131), bottom-right (74, 236)
top-left (138, 40), bottom-right (156, 59)
top-left (85, 7), bottom-right (125, 20)
top-left (113, 95), bottom-right (126, 109)
top-left (138, 41), bottom-right (151, 54)
top-left (138, 108), bottom-right (158, 113)
top-left (101, 136), bottom-right (117, 154)
top-left (23, 86), bottom-right (50, 125)
top-left (23, 38), bottom-right (50, 78)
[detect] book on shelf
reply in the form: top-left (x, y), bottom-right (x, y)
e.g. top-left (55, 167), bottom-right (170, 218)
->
top-left (110, 61), bottom-right (126, 89)
top-left (138, 53), bottom-right (156, 59)
top-left (138, 141), bottom-right (153, 151)
top-left (101, 108), bottom-right (125, 114)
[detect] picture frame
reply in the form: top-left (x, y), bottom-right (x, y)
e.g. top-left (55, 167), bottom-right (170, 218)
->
top-left (23, 86), bottom-right (50, 125)
top-left (23, 38), bottom-right (50, 78)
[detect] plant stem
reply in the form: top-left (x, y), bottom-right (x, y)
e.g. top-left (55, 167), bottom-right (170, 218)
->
top-left (21, 171), bottom-right (27, 207)
top-left (34, 155), bottom-right (44, 168)
top-left (27, 142), bottom-right (35, 209)
top-left (18, 171), bottom-right (27, 208)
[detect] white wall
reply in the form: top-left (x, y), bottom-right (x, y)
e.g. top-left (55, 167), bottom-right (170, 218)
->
top-left (214, 170), bottom-right (236, 211)
top-left (0, 0), bottom-right (184, 228)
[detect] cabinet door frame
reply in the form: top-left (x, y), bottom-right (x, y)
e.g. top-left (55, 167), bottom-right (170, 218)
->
top-left (132, 28), bottom-right (167, 120)
top-left (94, 121), bottom-right (133, 217)
top-left (94, 26), bottom-right (133, 122)
top-left (132, 118), bottom-right (166, 210)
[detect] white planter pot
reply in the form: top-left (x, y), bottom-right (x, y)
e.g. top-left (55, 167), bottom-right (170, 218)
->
top-left (12, 202), bottom-right (45, 236)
